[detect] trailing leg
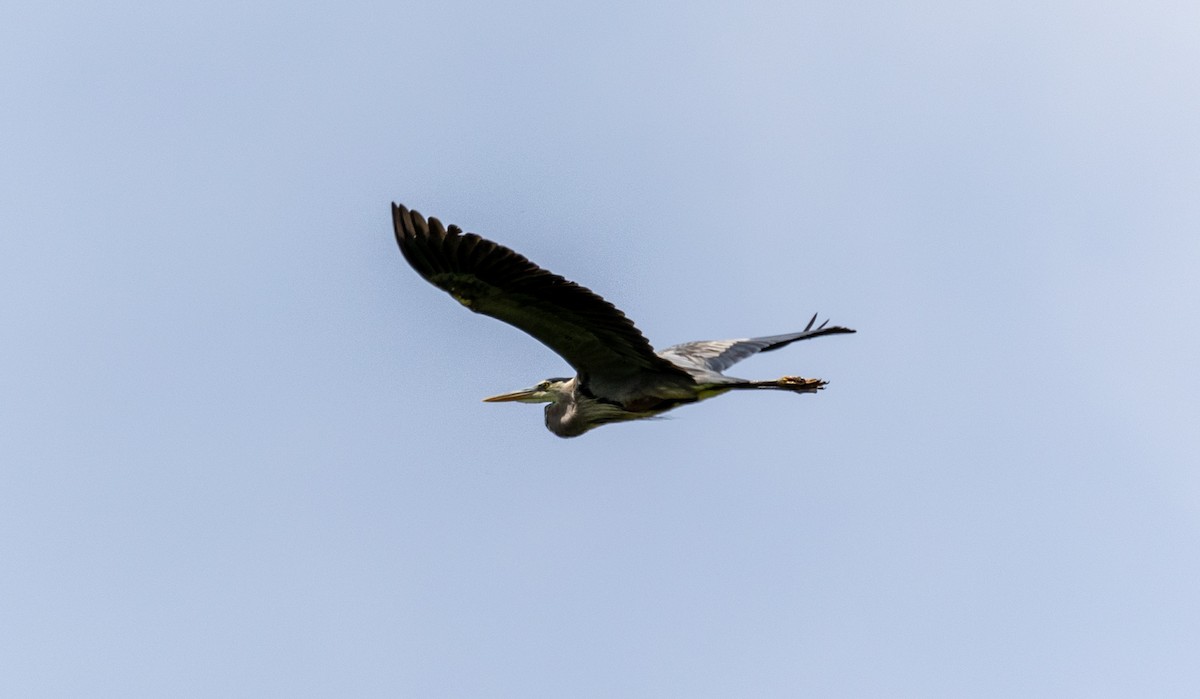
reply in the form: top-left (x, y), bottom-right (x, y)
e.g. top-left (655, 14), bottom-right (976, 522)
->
top-left (719, 376), bottom-right (828, 394)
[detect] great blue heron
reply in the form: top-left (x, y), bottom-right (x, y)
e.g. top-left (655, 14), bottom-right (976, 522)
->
top-left (392, 203), bottom-right (855, 437)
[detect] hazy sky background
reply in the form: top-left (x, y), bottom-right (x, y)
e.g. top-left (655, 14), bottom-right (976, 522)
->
top-left (3, 1), bottom-right (1199, 696)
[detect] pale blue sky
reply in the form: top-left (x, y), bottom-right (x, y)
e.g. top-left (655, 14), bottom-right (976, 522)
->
top-left (3, 1), bottom-right (1199, 696)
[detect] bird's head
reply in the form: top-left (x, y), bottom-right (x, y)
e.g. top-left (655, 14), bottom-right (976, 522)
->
top-left (482, 377), bottom-right (573, 404)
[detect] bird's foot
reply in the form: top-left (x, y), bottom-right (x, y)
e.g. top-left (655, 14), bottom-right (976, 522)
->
top-left (778, 376), bottom-right (827, 392)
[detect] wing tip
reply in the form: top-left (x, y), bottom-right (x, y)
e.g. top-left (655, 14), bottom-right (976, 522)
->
top-left (804, 312), bottom-right (856, 335)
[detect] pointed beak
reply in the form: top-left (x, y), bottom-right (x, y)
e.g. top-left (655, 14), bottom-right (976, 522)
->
top-left (482, 388), bottom-right (539, 403)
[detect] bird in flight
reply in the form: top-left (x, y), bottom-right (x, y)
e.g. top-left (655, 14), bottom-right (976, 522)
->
top-left (392, 203), bottom-right (855, 437)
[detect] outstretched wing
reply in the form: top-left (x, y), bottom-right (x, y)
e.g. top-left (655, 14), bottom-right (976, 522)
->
top-left (392, 203), bottom-right (688, 385)
top-left (658, 313), bottom-right (856, 374)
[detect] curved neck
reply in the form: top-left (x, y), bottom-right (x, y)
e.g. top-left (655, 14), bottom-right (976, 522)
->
top-left (543, 382), bottom-right (640, 438)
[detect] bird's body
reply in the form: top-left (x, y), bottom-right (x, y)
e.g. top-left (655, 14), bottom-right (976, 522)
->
top-left (392, 203), bottom-right (855, 437)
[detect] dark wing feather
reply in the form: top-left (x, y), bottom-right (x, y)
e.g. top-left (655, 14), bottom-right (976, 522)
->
top-left (392, 203), bottom-right (688, 384)
top-left (659, 314), bottom-right (856, 373)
